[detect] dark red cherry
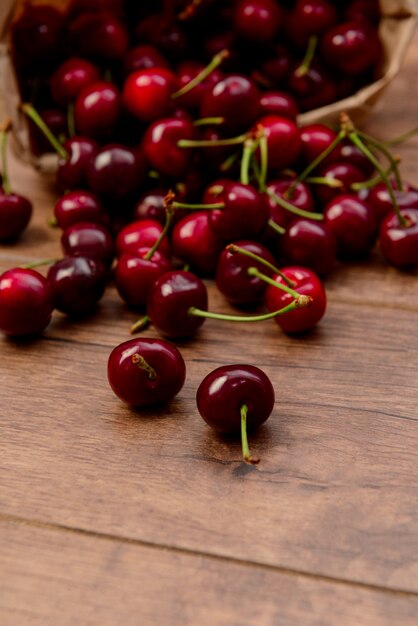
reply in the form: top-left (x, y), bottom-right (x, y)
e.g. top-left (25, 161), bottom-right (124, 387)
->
top-left (47, 256), bottom-right (106, 316)
top-left (368, 183), bottom-right (418, 225)
top-left (324, 194), bottom-right (377, 259)
top-left (123, 44), bottom-right (169, 76)
top-left (74, 82), bottom-right (121, 138)
top-left (0, 193), bottom-right (32, 241)
top-left (344, 0), bottom-right (381, 24)
top-left (315, 162), bottom-right (367, 205)
top-left (147, 270), bottom-right (208, 338)
top-left (116, 219), bottom-right (171, 260)
top-left (216, 240), bottom-right (276, 306)
top-left (11, 4), bottom-right (64, 68)
top-left (267, 178), bottom-right (315, 223)
top-left (107, 337), bottom-right (186, 407)
top-left (135, 15), bottom-right (188, 61)
top-left (379, 209), bottom-right (418, 268)
top-left (200, 75), bottom-right (261, 132)
top-left (68, 10), bottom-right (129, 60)
top-left (265, 266), bottom-right (326, 334)
top-left (28, 109), bottom-right (68, 156)
top-left (289, 63), bottom-right (337, 112)
top-left (0, 268), bottom-right (54, 336)
top-left (255, 115), bottom-right (302, 170)
top-left (87, 144), bottom-right (146, 201)
top-left (142, 117), bottom-right (195, 178)
top-left (134, 189), bottom-right (166, 224)
top-left (321, 21), bottom-right (382, 75)
top-left (259, 45), bottom-right (293, 85)
top-left (122, 68), bottom-right (178, 122)
top-left (282, 219), bottom-right (337, 276)
top-left (50, 58), bottom-right (100, 106)
top-left (299, 124), bottom-right (340, 165)
top-left (289, 0), bottom-right (337, 44)
top-left (171, 211), bottom-right (223, 276)
top-left (115, 250), bottom-right (171, 310)
top-left (56, 136), bottom-right (98, 192)
top-left (234, 0), bottom-right (283, 42)
top-left (68, 0), bottom-right (124, 18)
top-left (175, 61), bottom-right (223, 111)
top-left (337, 142), bottom-right (375, 176)
top-left (258, 91), bottom-right (299, 120)
top-left (61, 222), bottom-right (114, 269)
top-left (54, 190), bottom-right (105, 230)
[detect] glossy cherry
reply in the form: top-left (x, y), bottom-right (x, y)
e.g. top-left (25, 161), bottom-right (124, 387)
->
top-left (281, 219), bottom-right (337, 276)
top-left (147, 270), bottom-right (208, 338)
top-left (259, 45), bottom-right (293, 85)
top-left (174, 61), bottom-right (223, 112)
top-left (258, 91), bottom-right (299, 120)
top-left (289, 63), bottom-right (337, 112)
top-left (171, 211), bottom-right (223, 276)
top-left (200, 75), bottom-right (261, 132)
top-left (142, 117), bottom-right (195, 178)
top-left (379, 209), bottom-right (418, 268)
top-left (134, 189), bottom-right (166, 224)
top-left (299, 124), bottom-right (340, 165)
top-left (47, 256), bottom-right (107, 316)
top-left (28, 109), bottom-right (68, 157)
top-left (265, 266), bottom-right (326, 334)
top-left (315, 162), bottom-right (367, 205)
top-left (267, 177), bottom-right (315, 227)
top-left (68, 10), bottom-right (129, 60)
top-left (368, 183), bottom-right (418, 225)
top-left (255, 115), bottom-right (302, 170)
top-left (321, 21), bottom-right (382, 75)
top-left (196, 364), bottom-right (275, 464)
top-left (54, 191), bottom-right (105, 230)
top-left (324, 194), bottom-right (377, 259)
top-left (234, 0), bottom-right (283, 42)
top-left (123, 44), bottom-right (169, 76)
top-left (56, 136), bottom-right (98, 192)
top-left (87, 144), bottom-right (146, 201)
top-left (74, 82), bottom-right (121, 138)
top-left (116, 219), bottom-right (171, 260)
top-left (115, 249), bottom-right (171, 310)
top-left (11, 4), bottom-right (64, 68)
top-left (122, 68), bottom-right (178, 122)
top-left (0, 268), bottom-right (54, 336)
top-left (50, 58), bottom-right (100, 106)
top-left (107, 337), bottom-right (186, 407)
top-left (61, 222), bottom-right (114, 269)
top-left (338, 142), bottom-right (375, 176)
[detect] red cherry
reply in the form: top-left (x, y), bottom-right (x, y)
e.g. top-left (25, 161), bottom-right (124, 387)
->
top-left (54, 191), bottom-right (105, 230)
top-left (282, 219), bottom-right (337, 276)
top-left (116, 219), bottom-right (171, 259)
top-left (0, 268), bottom-right (54, 336)
top-left (134, 189), bottom-right (166, 224)
top-left (265, 266), bottom-right (326, 334)
top-left (0, 193), bottom-right (32, 241)
top-left (28, 109), bottom-right (68, 157)
top-left (267, 178), bottom-right (315, 225)
top-left (122, 68), bottom-right (178, 122)
top-left (324, 194), bottom-right (377, 259)
top-left (258, 91), bottom-right (299, 120)
top-left (142, 117), bottom-right (195, 178)
top-left (135, 14), bottom-right (188, 61)
top-left (74, 82), bottom-right (121, 138)
top-left (368, 183), bottom-right (418, 225)
top-left (108, 338), bottom-right (186, 407)
top-left (87, 144), bottom-right (146, 201)
top-left (56, 136), bottom-right (98, 192)
top-left (171, 211), bottom-right (223, 276)
top-left (379, 209), bottom-right (418, 268)
top-left (61, 222), bottom-right (114, 269)
top-left (300, 124), bottom-right (340, 165)
top-left (321, 21), bottom-right (382, 75)
top-left (50, 58), bottom-right (100, 106)
top-left (175, 61), bottom-right (223, 111)
top-left (11, 4), bottom-right (64, 68)
top-left (68, 10), bottom-right (129, 60)
top-left (345, 0), bottom-right (381, 24)
top-left (315, 162), bottom-right (367, 205)
top-left (200, 75), bottom-right (261, 132)
top-left (47, 256), bottom-right (106, 316)
top-left (289, 63), bottom-right (337, 112)
top-left (115, 250), bottom-right (171, 310)
top-left (338, 142), bottom-right (375, 176)
top-left (289, 0), bottom-right (337, 45)
top-left (123, 44), bottom-right (169, 76)
top-left (259, 45), bottom-right (293, 85)
top-left (255, 115), bottom-right (302, 170)
top-left (234, 0), bottom-right (283, 42)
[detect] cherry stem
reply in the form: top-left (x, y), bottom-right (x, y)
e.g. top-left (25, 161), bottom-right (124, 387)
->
top-left (351, 159), bottom-right (400, 191)
top-left (348, 132), bottom-right (407, 227)
top-left (357, 130), bottom-right (404, 192)
top-left (0, 118), bottom-right (12, 195)
top-left (220, 151), bottom-right (239, 172)
top-left (241, 404), bottom-right (259, 465)
top-left (247, 267), bottom-right (302, 298)
top-left (67, 103), bottom-right (76, 138)
top-left (144, 204), bottom-right (173, 261)
top-left (265, 188), bottom-right (324, 221)
top-left (226, 243), bottom-right (296, 287)
top-left (131, 353), bottom-right (157, 380)
top-left (267, 218), bottom-right (286, 236)
top-left (258, 130), bottom-right (269, 191)
top-left (178, 133), bottom-right (247, 148)
top-left (188, 296), bottom-right (310, 323)
top-left (130, 315), bottom-right (151, 334)
top-left (383, 126), bottom-right (418, 146)
top-left (193, 117), bottom-right (225, 127)
top-left (179, 0), bottom-right (202, 20)
top-left (21, 103), bottom-right (68, 160)
top-left (294, 35), bottom-right (318, 77)
top-left (171, 49), bottom-right (230, 99)
top-left (240, 138), bottom-right (258, 185)
top-left (21, 258), bottom-right (58, 269)
top-left (305, 176), bottom-right (343, 189)
top-left (173, 201), bottom-right (225, 210)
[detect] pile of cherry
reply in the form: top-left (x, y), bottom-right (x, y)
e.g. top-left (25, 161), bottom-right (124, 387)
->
top-left (0, 0), bottom-right (417, 464)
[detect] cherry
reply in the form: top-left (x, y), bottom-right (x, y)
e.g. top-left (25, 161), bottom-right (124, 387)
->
top-left (258, 91), bottom-right (299, 120)
top-left (289, 62), bottom-right (337, 112)
top-left (234, 0), bottom-right (283, 43)
top-left (259, 45), bottom-right (293, 85)
top-left (324, 194), bottom-right (377, 259)
top-left (87, 144), bottom-right (146, 201)
top-left (321, 21), bottom-right (382, 75)
top-left (174, 61), bottom-right (223, 111)
top-left (379, 209), bottom-right (418, 269)
top-left (116, 219), bottom-right (171, 260)
top-left (265, 266), bottom-right (326, 334)
top-left (47, 256), bottom-right (107, 316)
top-left (147, 270), bottom-right (208, 338)
top-left (216, 241), bottom-right (276, 306)
top-left (56, 136), bottom-right (98, 192)
top-left (171, 211), bottom-right (223, 276)
top-left (74, 82), bottom-right (121, 138)
top-left (122, 68), bottom-right (178, 122)
top-left (315, 162), bottom-right (367, 205)
top-left (115, 250), bottom-right (171, 310)
top-left (11, 4), bottom-right (64, 69)
top-left (255, 116), bottom-right (302, 170)
top-left (267, 178), bottom-right (315, 226)
top-left (123, 44), bottom-right (169, 76)
top-left (345, 0), bottom-right (381, 24)
top-left (142, 117), bottom-right (195, 178)
top-left (68, 10), bottom-right (129, 61)
top-left (300, 124), bottom-right (340, 165)
top-left (196, 364), bottom-right (275, 464)
top-left (61, 222), bottom-right (114, 269)
top-left (28, 109), bottom-right (68, 157)
top-left (107, 338), bottom-right (186, 407)
top-left (0, 268), bottom-right (54, 336)
top-left (54, 191), bottom-right (105, 230)
top-left (289, 0), bottom-right (337, 45)
top-left (134, 189), bottom-right (166, 224)
top-left (282, 219), bottom-right (337, 276)
top-left (135, 14), bottom-right (188, 61)
top-left (50, 58), bottom-right (100, 106)
top-left (200, 75), bottom-right (261, 132)
top-left (368, 183), bottom-right (418, 225)
top-left (338, 143), bottom-right (375, 176)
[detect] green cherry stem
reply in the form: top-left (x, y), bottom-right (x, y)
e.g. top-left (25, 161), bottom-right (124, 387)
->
top-left (178, 133), bottom-right (248, 148)
top-left (268, 219), bottom-right (286, 236)
top-left (130, 315), bottom-right (151, 334)
top-left (131, 353), bottom-right (157, 380)
top-left (172, 200), bottom-right (225, 210)
top-left (188, 296), bottom-right (311, 323)
top-left (171, 49), bottom-right (230, 99)
top-left (144, 200), bottom-right (174, 261)
top-left (351, 158), bottom-right (400, 191)
top-left (20, 258), bottom-right (58, 269)
top-left (193, 117), bottom-right (225, 127)
top-left (265, 188), bottom-right (324, 221)
top-left (226, 243), bottom-right (296, 287)
top-left (258, 130), bottom-right (269, 191)
top-left (241, 404), bottom-right (259, 465)
top-left (220, 151), bottom-right (240, 173)
top-left (0, 118), bottom-right (12, 195)
top-left (294, 35), bottom-right (318, 77)
top-left (21, 103), bottom-right (68, 159)
top-left (240, 137), bottom-right (258, 185)
top-left (357, 130), bottom-right (404, 192)
top-left (305, 176), bottom-right (343, 188)
top-left (247, 267), bottom-right (303, 298)
top-left (383, 126), bottom-right (418, 146)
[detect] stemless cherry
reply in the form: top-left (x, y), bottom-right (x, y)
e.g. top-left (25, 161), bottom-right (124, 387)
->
top-left (324, 194), bottom-right (377, 258)
top-left (200, 75), bottom-right (261, 132)
top-left (68, 10), bottom-right (129, 60)
top-left (116, 219), bottom-right (171, 259)
top-left (258, 91), bottom-right (299, 120)
top-left (300, 124), bottom-right (340, 165)
top-left (234, 0), bottom-right (283, 42)
top-left (50, 58), bottom-right (100, 106)
top-left (61, 222), bottom-right (114, 268)
top-left (289, 63), bottom-right (337, 112)
top-left (321, 21), bottom-right (382, 75)
top-left (11, 4), bottom-right (64, 68)
top-left (259, 45), bottom-right (293, 85)
top-left (134, 189), bottom-right (166, 224)
top-left (171, 212), bottom-right (223, 276)
top-left (142, 116), bottom-right (195, 178)
top-left (289, 0), bottom-right (337, 45)
top-left (147, 270), bottom-right (208, 338)
top-left (47, 256), bottom-right (107, 316)
top-left (196, 364), bottom-right (275, 464)
top-left (281, 219), bottom-right (337, 276)
top-left (115, 250), bottom-right (171, 310)
top-left (108, 338), bottom-right (186, 407)
top-left (87, 144), bottom-right (146, 201)
top-left (123, 44), bottom-right (169, 76)
top-left (0, 268), bottom-right (54, 336)
top-left (379, 209), bottom-right (418, 268)
top-left (74, 82), bottom-right (121, 138)
top-left (56, 136), bottom-right (98, 192)
top-left (123, 68), bottom-right (178, 122)
top-left (54, 190), bottom-right (105, 230)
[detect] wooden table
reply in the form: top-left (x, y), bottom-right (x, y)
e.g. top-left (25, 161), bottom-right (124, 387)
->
top-left (1, 36), bottom-right (418, 626)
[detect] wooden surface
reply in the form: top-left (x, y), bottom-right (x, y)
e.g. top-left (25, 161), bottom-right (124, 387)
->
top-left (1, 38), bottom-right (418, 626)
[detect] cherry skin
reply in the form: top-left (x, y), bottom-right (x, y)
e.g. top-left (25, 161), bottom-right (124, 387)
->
top-left (324, 194), bottom-right (377, 259)
top-left (11, 4), bottom-right (64, 69)
top-left (259, 45), bottom-right (293, 85)
top-left (368, 183), bottom-right (418, 225)
top-left (379, 209), bottom-right (418, 269)
top-left (56, 136), bottom-right (98, 192)
top-left (115, 249), bottom-right (171, 310)
top-left (200, 75), bottom-right (261, 132)
top-left (122, 68), bottom-right (178, 123)
top-left (123, 44), bottom-right (169, 76)
top-left (255, 116), bottom-right (302, 171)
top-left (0, 192), bottom-right (32, 241)
top-left (216, 240), bottom-right (276, 306)
top-left (28, 109), bottom-right (68, 157)
top-left (61, 222), bottom-right (114, 269)
top-left (345, 0), bottom-right (381, 24)
top-left (142, 117), bottom-right (195, 178)
top-left (0, 268), bottom-right (54, 337)
top-left (299, 124), bottom-right (340, 165)
top-left (258, 91), bottom-right (299, 120)
top-left (87, 144), bottom-right (146, 202)
top-left (107, 337), bottom-right (186, 408)
top-left (147, 270), bottom-right (208, 338)
top-left (234, 0), bottom-right (283, 42)
top-left (134, 189), bottom-right (166, 224)
top-left (288, 0), bottom-right (337, 47)
top-left (281, 219), bottom-right (337, 276)
top-left (321, 21), bottom-right (382, 75)
top-left (315, 162), bottom-right (367, 205)
top-left (265, 266), bottom-right (327, 334)
top-left (171, 212), bottom-right (223, 276)
top-left (47, 256), bottom-right (107, 317)
top-left (68, 10), bottom-right (129, 61)
top-left (74, 82), bottom-right (121, 139)
top-left (116, 219), bottom-right (171, 260)
top-left (175, 61), bottom-right (223, 111)
top-left (289, 63), bottom-right (337, 112)
top-left (337, 143), bottom-right (375, 177)
top-left (54, 191), bottom-right (105, 230)
top-left (267, 177), bottom-right (315, 228)
top-left (50, 58), bottom-right (100, 106)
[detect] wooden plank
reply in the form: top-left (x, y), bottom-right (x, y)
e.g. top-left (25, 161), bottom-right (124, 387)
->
top-left (1, 519), bottom-right (418, 626)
